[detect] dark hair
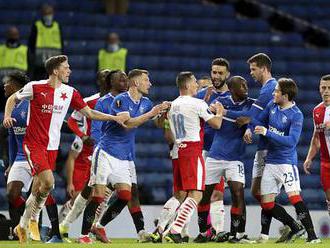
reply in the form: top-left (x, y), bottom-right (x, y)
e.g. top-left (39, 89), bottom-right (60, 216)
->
top-left (44, 55), bottom-right (68, 75)
top-left (227, 76), bottom-right (246, 90)
top-left (278, 77), bottom-right (298, 101)
top-left (6, 71), bottom-right (30, 87)
top-left (211, 58), bottom-right (230, 71)
top-left (105, 69), bottom-right (122, 88)
top-left (247, 53), bottom-right (272, 71)
top-left (176, 71), bottom-right (194, 89)
top-left (321, 74), bottom-right (330, 81)
top-left (128, 69), bottom-right (148, 80)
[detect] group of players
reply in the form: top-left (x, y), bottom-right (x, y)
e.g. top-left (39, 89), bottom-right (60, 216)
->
top-left (2, 52), bottom-right (330, 244)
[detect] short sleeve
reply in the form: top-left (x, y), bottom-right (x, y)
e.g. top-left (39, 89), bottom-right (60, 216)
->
top-left (253, 90), bottom-right (273, 111)
top-left (145, 99), bottom-right (153, 112)
top-left (111, 96), bottom-right (129, 115)
top-left (198, 101), bottom-right (214, 122)
top-left (16, 82), bottom-right (33, 100)
top-left (71, 136), bottom-right (83, 153)
top-left (70, 90), bottom-right (87, 111)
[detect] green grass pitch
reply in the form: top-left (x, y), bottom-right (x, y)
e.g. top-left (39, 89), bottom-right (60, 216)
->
top-left (1, 238), bottom-right (330, 247)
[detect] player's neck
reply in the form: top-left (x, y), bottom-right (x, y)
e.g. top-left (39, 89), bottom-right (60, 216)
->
top-left (128, 88), bottom-right (142, 102)
top-left (261, 73), bottom-right (272, 85)
top-left (216, 84), bottom-right (228, 93)
top-left (110, 89), bottom-right (121, 97)
top-left (279, 101), bottom-right (294, 109)
top-left (48, 76), bottom-right (62, 88)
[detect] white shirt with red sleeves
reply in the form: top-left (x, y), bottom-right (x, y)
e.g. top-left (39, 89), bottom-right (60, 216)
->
top-left (16, 80), bottom-right (87, 150)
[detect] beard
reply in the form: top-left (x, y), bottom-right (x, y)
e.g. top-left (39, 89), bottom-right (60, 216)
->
top-left (212, 78), bottom-right (226, 89)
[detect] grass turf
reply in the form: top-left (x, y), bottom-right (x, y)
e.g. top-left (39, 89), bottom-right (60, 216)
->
top-left (0, 238), bottom-right (330, 247)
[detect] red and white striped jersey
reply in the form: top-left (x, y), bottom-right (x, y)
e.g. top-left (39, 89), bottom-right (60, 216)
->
top-left (313, 102), bottom-right (330, 163)
top-left (16, 80), bottom-right (87, 150)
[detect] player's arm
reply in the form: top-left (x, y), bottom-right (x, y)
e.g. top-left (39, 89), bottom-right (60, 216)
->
top-left (205, 101), bottom-right (224, 129)
top-left (303, 125), bottom-right (320, 174)
top-left (255, 112), bottom-right (303, 147)
top-left (65, 149), bottom-right (79, 197)
top-left (124, 102), bottom-right (170, 129)
top-left (79, 105), bottom-right (129, 125)
top-left (7, 128), bottom-right (17, 166)
top-left (91, 100), bottom-right (106, 144)
top-left (67, 116), bottom-right (85, 138)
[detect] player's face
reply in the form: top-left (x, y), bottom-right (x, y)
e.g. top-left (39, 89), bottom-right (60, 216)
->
top-left (114, 72), bottom-right (128, 92)
top-left (3, 77), bottom-right (17, 97)
top-left (211, 65), bottom-right (229, 88)
top-left (137, 73), bottom-right (152, 95)
top-left (188, 76), bottom-right (198, 96)
top-left (320, 80), bottom-right (330, 106)
top-left (55, 60), bottom-right (71, 83)
top-left (249, 62), bottom-right (264, 83)
top-left (197, 78), bottom-right (212, 90)
top-left (233, 81), bottom-right (248, 101)
top-left (273, 84), bottom-right (285, 104)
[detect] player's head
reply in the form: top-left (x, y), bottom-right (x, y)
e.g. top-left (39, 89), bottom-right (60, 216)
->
top-left (197, 75), bottom-right (212, 90)
top-left (273, 78), bottom-right (297, 105)
top-left (45, 55), bottom-right (71, 83)
top-left (96, 69), bottom-right (111, 96)
top-left (320, 74), bottom-right (330, 106)
top-left (247, 53), bottom-right (272, 83)
top-left (211, 58), bottom-right (230, 89)
top-left (128, 69), bottom-right (151, 95)
top-left (3, 71), bottom-right (30, 97)
top-left (106, 70), bottom-right (128, 93)
top-left (176, 71), bottom-right (198, 96)
top-left (227, 76), bottom-right (248, 102)
top-left (41, 3), bottom-right (54, 25)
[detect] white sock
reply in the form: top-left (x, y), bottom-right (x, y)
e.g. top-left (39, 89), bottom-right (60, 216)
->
top-left (20, 192), bottom-right (48, 229)
top-left (58, 200), bottom-right (73, 223)
top-left (210, 200), bottom-right (225, 233)
top-left (181, 224), bottom-right (189, 237)
top-left (94, 189), bottom-right (112, 224)
top-left (61, 193), bottom-right (88, 227)
top-left (171, 197), bottom-right (197, 234)
top-left (158, 197), bottom-right (180, 233)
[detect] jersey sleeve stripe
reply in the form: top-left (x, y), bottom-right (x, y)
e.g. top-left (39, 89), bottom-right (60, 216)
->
top-left (252, 103), bottom-right (264, 110)
top-left (223, 116), bottom-right (236, 123)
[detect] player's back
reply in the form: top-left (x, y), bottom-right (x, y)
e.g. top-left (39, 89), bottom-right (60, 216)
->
top-left (209, 97), bottom-right (254, 161)
top-left (266, 102), bottom-right (303, 165)
top-left (98, 92), bottom-right (153, 160)
top-left (168, 96), bottom-right (209, 144)
top-left (10, 100), bottom-right (29, 162)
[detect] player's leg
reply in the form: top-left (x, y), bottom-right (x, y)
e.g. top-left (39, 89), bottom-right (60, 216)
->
top-left (260, 165), bottom-right (304, 242)
top-left (284, 165), bottom-right (320, 243)
top-left (321, 165), bottom-right (330, 216)
top-left (45, 193), bottom-right (63, 243)
top-left (209, 179), bottom-right (225, 236)
top-left (251, 150), bottom-right (273, 242)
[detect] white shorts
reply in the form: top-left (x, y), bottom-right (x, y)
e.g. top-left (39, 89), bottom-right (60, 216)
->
top-left (261, 163), bottom-right (301, 195)
top-left (252, 150), bottom-right (268, 179)
top-left (89, 147), bottom-right (137, 187)
top-left (7, 161), bottom-right (33, 192)
top-left (205, 157), bottom-right (245, 185)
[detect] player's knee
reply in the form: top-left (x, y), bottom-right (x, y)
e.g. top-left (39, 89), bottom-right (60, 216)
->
top-left (117, 190), bottom-right (131, 202)
top-left (7, 188), bottom-right (21, 203)
top-left (45, 194), bottom-right (56, 206)
top-left (261, 201), bottom-right (275, 211)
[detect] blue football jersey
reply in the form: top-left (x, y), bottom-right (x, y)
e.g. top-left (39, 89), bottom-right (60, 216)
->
top-left (209, 96), bottom-right (255, 161)
top-left (225, 78), bottom-right (277, 151)
top-left (8, 100), bottom-right (29, 164)
top-left (254, 102), bottom-right (303, 165)
top-left (97, 92), bottom-right (153, 161)
top-left (91, 93), bottom-right (115, 144)
top-left (196, 88), bottom-right (231, 151)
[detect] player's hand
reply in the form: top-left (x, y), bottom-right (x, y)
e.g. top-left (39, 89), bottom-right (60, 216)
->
top-left (325, 121), bottom-right (330, 130)
top-left (115, 112), bottom-right (130, 126)
top-left (67, 183), bottom-right (75, 198)
top-left (211, 101), bottom-right (224, 115)
top-left (82, 135), bottom-right (95, 146)
top-left (203, 86), bottom-right (216, 103)
top-left (3, 117), bottom-right (16, 128)
top-left (161, 101), bottom-right (171, 111)
top-left (254, 126), bottom-right (267, 136)
top-left (303, 159), bottom-right (313, 175)
top-left (236, 116), bottom-right (251, 128)
top-left (243, 128), bottom-right (253, 144)
top-left (4, 165), bottom-right (11, 177)
top-left (150, 104), bottom-right (167, 118)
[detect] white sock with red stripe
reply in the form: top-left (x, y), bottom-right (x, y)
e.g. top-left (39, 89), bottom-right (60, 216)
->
top-left (158, 197), bottom-right (180, 233)
top-left (94, 189), bottom-right (112, 224)
top-left (61, 193), bottom-right (88, 227)
top-left (210, 200), bottom-right (225, 233)
top-left (170, 197), bottom-right (197, 234)
top-left (20, 192), bottom-right (48, 229)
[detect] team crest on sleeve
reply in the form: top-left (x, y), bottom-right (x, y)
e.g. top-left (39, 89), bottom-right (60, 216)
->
top-left (116, 100), bottom-right (121, 108)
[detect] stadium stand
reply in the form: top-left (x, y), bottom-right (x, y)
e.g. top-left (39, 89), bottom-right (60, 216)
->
top-left (0, 0), bottom-right (330, 210)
